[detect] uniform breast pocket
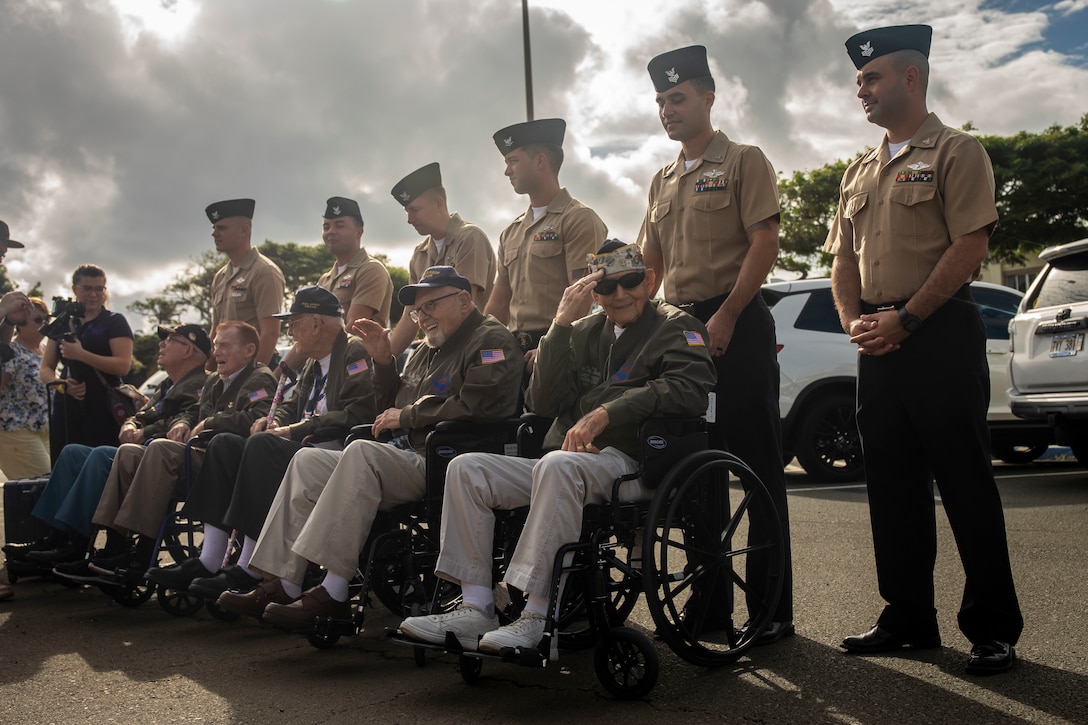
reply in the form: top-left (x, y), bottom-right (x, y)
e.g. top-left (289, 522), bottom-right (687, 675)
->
top-left (889, 184), bottom-right (940, 239)
top-left (690, 192), bottom-right (731, 241)
top-left (650, 199), bottom-right (672, 224)
top-left (530, 240), bottom-right (563, 260)
top-left (501, 243), bottom-right (522, 267)
top-left (844, 191), bottom-right (868, 220)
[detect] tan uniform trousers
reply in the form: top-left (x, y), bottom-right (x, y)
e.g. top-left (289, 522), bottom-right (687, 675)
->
top-left (92, 439), bottom-right (203, 539)
top-left (435, 447), bottom-right (645, 598)
top-left (249, 439), bottom-right (426, 584)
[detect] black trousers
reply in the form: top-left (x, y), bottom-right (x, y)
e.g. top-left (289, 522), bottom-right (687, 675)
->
top-left (182, 432), bottom-right (301, 540)
top-left (857, 290), bottom-right (1023, 644)
top-left (689, 294), bottom-right (793, 622)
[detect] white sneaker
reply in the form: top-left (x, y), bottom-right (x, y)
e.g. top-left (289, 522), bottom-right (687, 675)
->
top-left (399, 606), bottom-right (498, 651)
top-left (478, 612), bottom-right (557, 660)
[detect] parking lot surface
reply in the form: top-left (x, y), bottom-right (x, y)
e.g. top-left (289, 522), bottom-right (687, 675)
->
top-left (2, 458), bottom-right (1086, 724)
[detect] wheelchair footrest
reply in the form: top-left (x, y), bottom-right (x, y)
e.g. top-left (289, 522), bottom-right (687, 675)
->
top-left (313, 615), bottom-right (360, 638)
top-left (385, 627), bottom-right (465, 655)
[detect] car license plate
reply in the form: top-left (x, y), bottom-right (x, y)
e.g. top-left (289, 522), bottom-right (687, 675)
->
top-left (1050, 332), bottom-right (1084, 358)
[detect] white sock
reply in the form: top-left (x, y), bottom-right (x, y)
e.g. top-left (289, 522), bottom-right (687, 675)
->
top-left (280, 578), bottom-right (302, 600)
top-left (235, 536), bottom-right (257, 576)
top-left (320, 571), bottom-right (350, 602)
top-left (524, 593), bottom-right (549, 618)
top-left (198, 526), bottom-right (229, 573)
top-left (461, 583), bottom-right (495, 619)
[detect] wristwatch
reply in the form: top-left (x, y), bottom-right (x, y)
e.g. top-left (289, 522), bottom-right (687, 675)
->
top-left (898, 306), bottom-right (922, 333)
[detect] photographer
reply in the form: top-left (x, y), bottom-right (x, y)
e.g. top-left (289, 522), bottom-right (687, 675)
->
top-left (39, 265), bottom-right (134, 461)
top-left (0, 297), bottom-right (51, 479)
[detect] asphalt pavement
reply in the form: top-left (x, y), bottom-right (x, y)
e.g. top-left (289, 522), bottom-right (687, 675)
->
top-left (1, 457), bottom-right (1086, 724)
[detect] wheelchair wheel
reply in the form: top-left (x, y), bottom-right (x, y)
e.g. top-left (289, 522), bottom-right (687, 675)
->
top-left (593, 626), bottom-right (659, 700)
top-left (156, 585), bottom-right (204, 617)
top-left (644, 450), bottom-right (784, 668)
top-left (555, 539), bottom-right (642, 651)
top-left (205, 600), bottom-right (240, 622)
top-left (369, 525), bottom-right (459, 618)
top-left (458, 654), bottom-right (483, 684)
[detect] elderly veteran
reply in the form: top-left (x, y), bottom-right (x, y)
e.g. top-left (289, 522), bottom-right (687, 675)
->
top-left (216, 266), bottom-right (523, 626)
top-left (10, 323), bottom-right (210, 569)
top-left (146, 286), bottom-right (375, 600)
top-left (483, 119), bottom-right (607, 368)
top-left (400, 241), bottom-right (716, 656)
top-left (68, 322), bottom-right (277, 582)
top-left (388, 163), bottom-right (497, 356)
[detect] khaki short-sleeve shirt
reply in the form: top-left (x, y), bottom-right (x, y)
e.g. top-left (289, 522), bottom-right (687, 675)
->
top-left (408, 213), bottom-right (496, 308)
top-left (317, 248), bottom-right (394, 326)
top-left (638, 131), bottom-right (780, 304)
top-left (823, 113), bottom-right (999, 303)
top-left (210, 247), bottom-right (286, 331)
top-left (494, 188), bottom-right (607, 332)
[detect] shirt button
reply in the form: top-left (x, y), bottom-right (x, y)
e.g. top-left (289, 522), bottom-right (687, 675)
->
top-left (878, 199), bottom-right (884, 205)
top-left (874, 260), bottom-right (880, 266)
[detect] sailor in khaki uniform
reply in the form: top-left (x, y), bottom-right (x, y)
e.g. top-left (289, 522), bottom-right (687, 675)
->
top-left (217, 267), bottom-right (522, 628)
top-left (207, 198), bottom-right (285, 366)
top-left (637, 45), bottom-right (793, 641)
top-left (826, 24), bottom-right (1022, 675)
top-left (316, 196), bottom-right (394, 327)
top-left (388, 162), bottom-right (497, 355)
top-left (483, 119), bottom-right (607, 363)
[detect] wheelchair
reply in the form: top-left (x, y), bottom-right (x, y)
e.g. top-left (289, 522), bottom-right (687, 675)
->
top-left (297, 418), bottom-right (522, 650)
top-left (389, 416), bottom-right (786, 700)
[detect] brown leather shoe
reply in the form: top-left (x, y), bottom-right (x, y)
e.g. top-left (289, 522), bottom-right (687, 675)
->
top-left (216, 578), bottom-right (295, 617)
top-left (262, 586), bottom-right (351, 631)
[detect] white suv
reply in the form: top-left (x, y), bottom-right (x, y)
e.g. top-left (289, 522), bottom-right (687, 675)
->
top-left (1008, 238), bottom-right (1088, 466)
top-left (763, 278), bottom-right (1051, 481)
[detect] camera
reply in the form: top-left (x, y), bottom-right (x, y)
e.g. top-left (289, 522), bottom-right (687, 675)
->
top-left (39, 296), bottom-right (86, 342)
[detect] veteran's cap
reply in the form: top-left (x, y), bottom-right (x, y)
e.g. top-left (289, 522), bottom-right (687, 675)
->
top-left (391, 163), bottom-right (442, 207)
top-left (324, 196), bottom-right (363, 224)
top-left (587, 240), bottom-right (645, 276)
top-left (492, 118), bottom-right (566, 155)
top-left (647, 45), bottom-right (712, 92)
top-left (397, 266), bottom-right (472, 306)
top-left (273, 286), bottom-right (344, 319)
top-left (845, 24), bottom-right (932, 70)
top-left (157, 323), bottom-right (212, 357)
top-left (205, 199), bottom-right (255, 223)
top-left (0, 220), bottom-right (24, 249)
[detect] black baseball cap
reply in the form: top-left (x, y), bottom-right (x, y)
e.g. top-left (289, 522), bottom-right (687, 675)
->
top-left (273, 286), bottom-right (344, 319)
top-left (397, 266), bottom-right (472, 306)
top-left (157, 323), bottom-right (212, 357)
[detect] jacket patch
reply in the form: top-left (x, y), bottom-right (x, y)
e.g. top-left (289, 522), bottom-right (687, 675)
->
top-left (610, 361), bottom-right (634, 383)
top-left (431, 374), bottom-right (452, 395)
top-left (248, 389), bottom-right (269, 402)
top-left (346, 360), bottom-right (369, 376)
top-left (684, 330), bottom-right (706, 346)
top-left (480, 349), bottom-right (505, 364)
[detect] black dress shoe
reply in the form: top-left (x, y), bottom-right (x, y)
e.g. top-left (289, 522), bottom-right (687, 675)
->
top-left (24, 543), bottom-right (87, 565)
top-left (841, 625), bottom-right (941, 654)
top-left (746, 620), bottom-right (796, 647)
top-left (3, 537), bottom-right (57, 560)
top-left (189, 565), bottom-right (261, 599)
top-left (146, 558), bottom-right (213, 591)
top-left (966, 640), bottom-right (1015, 675)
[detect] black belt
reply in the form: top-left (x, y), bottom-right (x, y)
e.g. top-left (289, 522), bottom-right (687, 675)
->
top-left (676, 291), bottom-right (731, 323)
top-left (860, 285), bottom-right (971, 314)
top-left (512, 329), bottom-right (548, 353)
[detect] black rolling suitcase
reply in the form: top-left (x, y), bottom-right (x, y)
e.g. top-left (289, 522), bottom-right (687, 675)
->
top-left (3, 475), bottom-right (51, 545)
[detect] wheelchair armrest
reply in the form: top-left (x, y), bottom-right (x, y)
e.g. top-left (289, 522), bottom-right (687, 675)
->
top-left (344, 424), bottom-right (377, 445)
top-left (627, 416), bottom-right (708, 491)
top-left (301, 425), bottom-right (351, 448)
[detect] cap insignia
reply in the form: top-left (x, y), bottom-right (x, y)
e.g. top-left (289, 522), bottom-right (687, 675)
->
top-left (400, 191), bottom-right (411, 202)
top-left (666, 67), bottom-right (679, 83)
top-left (860, 41), bottom-right (874, 57)
top-left (210, 211), bottom-right (220, 220)
top-left (332, 205), bottom-right (341, 215)
top-left (503, 137), bottom-right (514, 147)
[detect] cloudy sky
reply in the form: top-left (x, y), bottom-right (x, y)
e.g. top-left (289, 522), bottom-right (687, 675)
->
top-left (1, 0), bottom-right (1085, 329)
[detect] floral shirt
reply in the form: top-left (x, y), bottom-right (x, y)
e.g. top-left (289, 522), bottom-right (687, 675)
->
top-left (0, 340), bottom-right (49, 432)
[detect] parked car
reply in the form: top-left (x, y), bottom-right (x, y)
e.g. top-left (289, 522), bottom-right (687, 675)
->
top-left (1008, 238), bottom-right (1088, 467)
top-left (763, 278), bottom-right (1051, 481)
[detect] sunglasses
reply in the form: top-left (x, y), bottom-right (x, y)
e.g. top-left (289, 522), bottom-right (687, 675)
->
top-left (594, 271), bottom-right (646, 296)
top-left (12, 316), bottom-right (47, 328)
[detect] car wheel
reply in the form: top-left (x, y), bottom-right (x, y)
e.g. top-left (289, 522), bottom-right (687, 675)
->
top-left (794, 392), bottom-right (864, 482)
top-left (992, 443), bottom-right (1049, 465)
top-left (1070, 442), bottom-right (1088, 469)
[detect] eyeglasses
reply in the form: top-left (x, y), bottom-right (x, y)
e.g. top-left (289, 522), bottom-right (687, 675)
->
top-left (163, 336), bottom-right (192, 348)
top-left (11, 316), bottom-right (47, 328)
top-left (593, 271), bottom-right (646, 296)
top-left (77, 285), bottom-right (106, 294)
top-left (409, 291), bottom-right (462, 322)
top-left (283, 315), bottom-right (313, 330)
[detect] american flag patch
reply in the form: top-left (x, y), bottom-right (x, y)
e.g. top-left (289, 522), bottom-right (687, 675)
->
top-left (481, 349), bottom-right (505, 364)
top-left (684, 331), bottom-right (706, 347)
top-left (347, 360), bottom-right (369, 375)
top-left (248, 389), bottom-right (269, 402)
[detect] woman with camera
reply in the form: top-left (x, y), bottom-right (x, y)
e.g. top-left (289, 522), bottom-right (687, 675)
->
top-left (0, 297), bottom-right (51, 479)
top-left (40, 264), bottom-right (134, 461)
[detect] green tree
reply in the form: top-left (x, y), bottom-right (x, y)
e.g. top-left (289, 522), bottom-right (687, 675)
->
top-left (372, 253), bottom-right (410, 324)
top-left (259, 240), bottom-right (333, 298)
top-left (127, 332), bottom-right (162, 386)
top-left (979, 115), bottom-right (1088, 262)
top-left (128, 296), bottom-right (183, 331)
top-left (777, 159), bottom-right (852, 277)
